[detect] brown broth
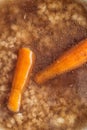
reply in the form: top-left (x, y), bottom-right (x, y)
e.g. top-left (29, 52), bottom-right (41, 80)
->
top-left (0, 0), bottom-right (87, 129)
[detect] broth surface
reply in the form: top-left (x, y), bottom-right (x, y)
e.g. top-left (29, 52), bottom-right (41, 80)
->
top-left (0, 0), bottom-right (87, 130)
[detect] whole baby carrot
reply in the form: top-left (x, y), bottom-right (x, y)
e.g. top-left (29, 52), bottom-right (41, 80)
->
top-left (8, 48), bottom-right (35, 112)
top-left (35, 39), bottom-right (87, 84)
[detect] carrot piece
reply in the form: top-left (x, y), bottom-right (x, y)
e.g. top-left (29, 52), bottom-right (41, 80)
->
top-left (8, 48), bottom-right (35, 112)
top-left (35, 39), bottom-right (87, 84)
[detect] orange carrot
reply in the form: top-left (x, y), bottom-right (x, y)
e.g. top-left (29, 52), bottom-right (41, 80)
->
top-left (8, 48), bottom-right (35, 112)
top-left (35, 39), bottom-right (87, 84)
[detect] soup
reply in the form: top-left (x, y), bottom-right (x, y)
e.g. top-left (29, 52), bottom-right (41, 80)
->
top-left (0, 0), bottom-right (87, 130)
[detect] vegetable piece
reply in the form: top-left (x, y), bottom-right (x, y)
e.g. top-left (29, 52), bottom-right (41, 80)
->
top-left (35, 39), bottom-right (87, 84)
top-left (8, 48), bottom-right (35, 112)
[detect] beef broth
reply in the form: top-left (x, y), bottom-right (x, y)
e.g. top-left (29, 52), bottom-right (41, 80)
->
top-left (0, 0), bottom-right (87, 130)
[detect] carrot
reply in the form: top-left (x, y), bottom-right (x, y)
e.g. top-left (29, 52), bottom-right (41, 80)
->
top-left (35, 39), bottom-right (87, 84)
top-left (8, 48), bottom-right (35, 112)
